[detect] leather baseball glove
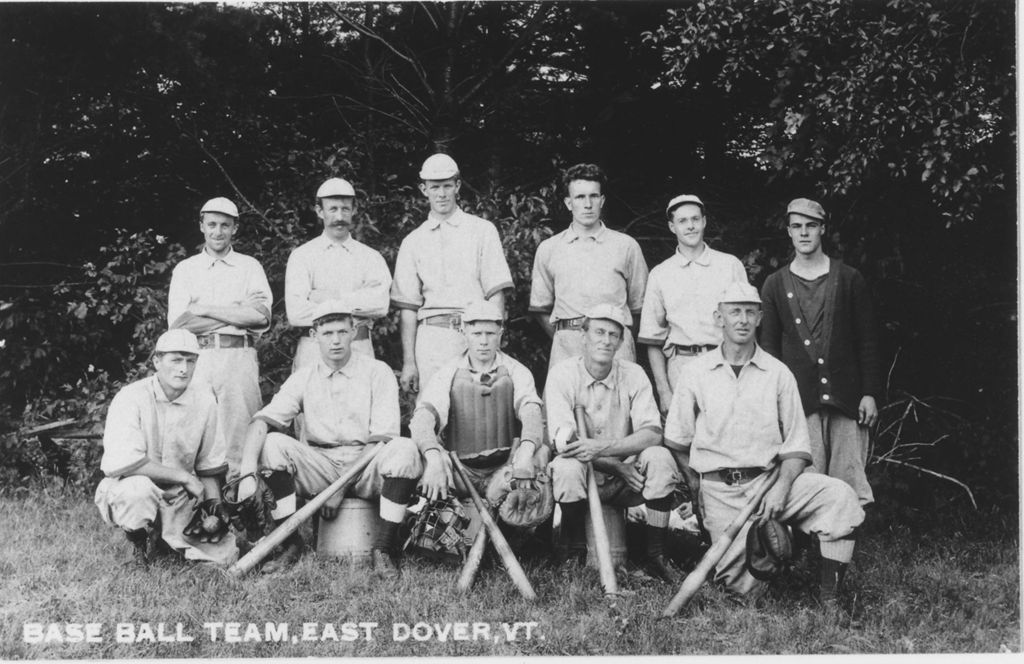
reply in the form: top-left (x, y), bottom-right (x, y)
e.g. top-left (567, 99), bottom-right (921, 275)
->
top-left (183, 498), bottom-right (231, 544)
top-left (745, 518), bottom-right (794, 581)
top-left (486, 464), bottom-right (554, 530)
top-left (222, 472), bottom-right (277, 538)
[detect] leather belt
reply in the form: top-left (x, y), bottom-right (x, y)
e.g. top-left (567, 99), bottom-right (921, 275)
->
top-left (673, 343), bottom-right (717, 355)
top-left (308, 440), bottom-right (361, 449)
top-left (554, 317), bottom-right (585, 331)
top-left (422, 313), bottom-right (462, 329)
top-left (701, 467), bottom-right (765, 486)
top-left (196, 333), bottom-right (252, 349)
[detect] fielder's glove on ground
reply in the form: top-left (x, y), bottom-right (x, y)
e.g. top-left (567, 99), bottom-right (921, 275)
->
top-left (223, 473), bottom-right (277, 538)
top-left (184, 498), bottom-right (231, 544)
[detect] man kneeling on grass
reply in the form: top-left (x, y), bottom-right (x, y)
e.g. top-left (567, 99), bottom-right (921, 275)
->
top-left (234, 299), bottom-right (422, 576)
top-left (94, 329), bottom-right (237, 567)
top-left (664, 282), bottom-right (864, 614)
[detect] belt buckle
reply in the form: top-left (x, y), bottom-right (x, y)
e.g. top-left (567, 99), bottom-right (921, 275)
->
top-left (197, 335), bottom-right (212, 349)
top-left (725, 468), bottom-right (745, 486)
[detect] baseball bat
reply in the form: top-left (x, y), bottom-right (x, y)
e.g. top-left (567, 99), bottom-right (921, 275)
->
top-left (449, 452), bottom-right (537, 600)
top-left (572, 405), bottom-right (619, 596)
top-left (661, 465), bottom-right (780, 617)
top-left (456, 527), bottom-right (488, 592)
top-left (228, 442), bottom-right (383, 577)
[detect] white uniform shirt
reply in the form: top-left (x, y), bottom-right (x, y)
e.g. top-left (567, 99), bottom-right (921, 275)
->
top-left (167, 249), bottom-right (272, 335)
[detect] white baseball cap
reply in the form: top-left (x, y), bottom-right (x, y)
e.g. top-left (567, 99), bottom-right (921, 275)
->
top-left (154, 329), bottom-right (200, 355)
top-left (584, 304), bottom-right (631, 331)
top-left (316, 178), bottom-right (356, 199)
top-left (312, 298), bottom-right (356, 323)
top-left (419, 153), bottom-right (459, 180)
top-left (462, 300), bottom-right (504, 324)
top-left (666, 194), bottom-right (705, 215)
top-left (200, 197), bottom-right (239, 217)
top-left (717, 282), bottom-right (762, 306)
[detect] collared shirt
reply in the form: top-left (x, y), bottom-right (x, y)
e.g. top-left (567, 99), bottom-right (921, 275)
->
top-left (254, 352), bottom-right (399, 446)
top-left (390, 208), bottom-right (514, 319)
top-left (544, 356), bottom-right (662, 444)
top-left (416, 350), bottom-right (543, 432)
top-left (167, 248), bottom-right (272, 335)
top-left (663, 345), bottom-right (812, 473)
top-left (638, 244), bottom-right (749, 351)
top-left (529, 222), bottom-right (648, 324)
top-left (101, 376), bottom-right (224, 478)
top-left (285, 233), bottom-right (391, 328)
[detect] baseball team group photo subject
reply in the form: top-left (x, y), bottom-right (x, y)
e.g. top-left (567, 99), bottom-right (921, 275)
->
top-left (1, 0), bottom-right (1017, 659)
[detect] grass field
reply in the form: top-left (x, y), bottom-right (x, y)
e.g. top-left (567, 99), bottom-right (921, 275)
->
top-left (0, 482), bottom-right (1018, 658)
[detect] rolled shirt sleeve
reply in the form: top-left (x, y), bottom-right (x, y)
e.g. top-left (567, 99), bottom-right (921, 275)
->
top-left (528, 241), bottom-right (555, 317)
top-left (663, 368), bottom-right (698, 452)
top-left (480, 223), bottom-right (515, 299)
top-left (625, 240), bottom-right (649, 314)
top-left (626, 364), bottom-right (662, 434)
top-left (637, 276), bottom-right (669, 347)
top-left (542, 360), bottom-right (579, 442)
top-left (100, 388), bottom-right (150, 478)
top-left (390, 236), bottom-right (424, 311)
top-left (776, 367), bottom-right (813, 464)
top-left (253, 371), bottom-right (306, 431)
top-left (367, 361), bottom-right (401, 443)
top-left (194, 400), bottom-right (227, 476)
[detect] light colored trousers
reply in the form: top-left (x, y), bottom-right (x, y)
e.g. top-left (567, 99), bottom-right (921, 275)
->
top-left (550, 446), bottom-right (679, 506)
top-left (414, 325), bottom-right (468, 400)
top-left (807, 409), bottom-right (875, 506)
top-left (548, 327), bottom-right (636, 371)
top-left (192, 346), bottom-right (261, 477)
top-left (700, 470), bottom-right (864, 595)
top-left (260, 434), bottom-right (422, 521)
top-left (94, 476), bottom-right (238, 565)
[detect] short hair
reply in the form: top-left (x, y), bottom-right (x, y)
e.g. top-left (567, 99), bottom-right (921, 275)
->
top-left (316, 196), bottom-right (356, 210)
top-left (312, 313), bottom-right (354, 330)
top-left (666, 201), bottom-right (705, 222)
top-left (562, 163), bottom-right (606, 196)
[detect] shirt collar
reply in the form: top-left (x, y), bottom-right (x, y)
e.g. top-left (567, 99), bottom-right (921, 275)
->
top-left (459, 351), bottom-right (507, 374)
top-left (317, 232), bottom-right (355, 253)
top-left (564, 221), bottom-right (609, 244)
top-left (709, 343), bottom-right (768, 372)
top-left (424, 207), bottom-right (465, 230)
top-left (200, 247), bottom-right (238, 267)
top-left (673, 243), bottom-right (711, 268)
top-left (577, 356), bottom-right (619, 389)
top-left (316, 353), bottom-right (360, 379)
top-left (148, 375), bottom-right (195, 406)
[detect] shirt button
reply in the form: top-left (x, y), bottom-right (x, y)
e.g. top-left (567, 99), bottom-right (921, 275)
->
top-left (787, 292), bottom-right (794, 299)
top-left (795, 318), bottom-right (802, 324)
top-left (822, 394), bottom-right (830, 401)
top-left (818, 358), bottom-right (824, 365)
top-left (804, 339), bottom-right (811, 346)
top-left (821, 378), bottom-right (828, 384)
top-left (595, 428), bottom-right (603, 435)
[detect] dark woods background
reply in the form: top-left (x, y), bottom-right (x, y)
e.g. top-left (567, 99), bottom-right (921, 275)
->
top-left (0, 2), bottom-right (1016, 519)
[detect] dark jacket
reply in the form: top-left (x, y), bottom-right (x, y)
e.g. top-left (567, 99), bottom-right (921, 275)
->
top-left (759, 259), bottom-right (883, 419)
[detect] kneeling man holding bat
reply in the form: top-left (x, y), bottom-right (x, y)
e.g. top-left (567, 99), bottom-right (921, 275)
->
top-left (233, 299), bottom-right (422, 576)
top-left (545, 304), bottom-right (683, 584)
top-left (663, 282), bottom-right (864, 612)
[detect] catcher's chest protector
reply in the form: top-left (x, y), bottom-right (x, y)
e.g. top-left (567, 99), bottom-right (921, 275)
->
top-left (447, 366), bottom-right (517, 457)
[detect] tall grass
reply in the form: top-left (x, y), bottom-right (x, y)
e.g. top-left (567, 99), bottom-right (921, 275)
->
top-left (0, 483), bottom-right (1018, 658)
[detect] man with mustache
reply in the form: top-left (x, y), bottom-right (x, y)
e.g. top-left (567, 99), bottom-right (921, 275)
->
top-left (759, 198), bottom-right (882, 507)
top-left (167, 197), bottom-right (272, 477)
top-left (286, 178), bottom-right (392, 368)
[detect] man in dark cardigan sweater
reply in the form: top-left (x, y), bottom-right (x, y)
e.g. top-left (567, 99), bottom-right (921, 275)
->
top-left (759, 198), bottom-right (882, 506)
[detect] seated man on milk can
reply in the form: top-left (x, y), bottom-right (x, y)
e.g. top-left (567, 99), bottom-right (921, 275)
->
top-left (233, 299), bottom-right (422, 577)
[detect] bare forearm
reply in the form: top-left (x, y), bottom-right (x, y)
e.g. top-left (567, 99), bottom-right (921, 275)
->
top-left (531, 311), bottom-right (555, 339)
top-left (647, 345), bottom-right (671, 398)
top-left (598, 428), bottom-right (661, 459)
top-left (400, 309), bottom-right (418, 365)
top-left (239, 419), bottom-right (269, 476)
top-left (131, 460), bottom-right (195, 487)
top-left (200, 475), bottom-right (222, 502)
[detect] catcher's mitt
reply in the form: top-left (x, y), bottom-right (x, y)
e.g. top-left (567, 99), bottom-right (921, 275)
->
top-left (183, 498), bottom-right (230, 544)
top-left (222, 472), bottom-right (277, 538)
top-left (404, 496), bottom-right (471, 560)
top-left (745, 518), bottom-right (794, 581)
top-left (485, 464), bottom-right (554, 530)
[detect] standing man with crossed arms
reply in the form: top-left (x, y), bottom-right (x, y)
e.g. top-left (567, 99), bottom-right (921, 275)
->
top-left (168, 197), bottom-right (272, 477)
top-left (530, 163), bottom-right (648, 370)
top-left (391, 154), bottom-right (514, 395)
top-left (664, 282), bottom-right (864, 608)
top-left (286, 177), bottom-right (392, 368)
top-left (759, 198), bottom-right (881, 506)
top-left (638, 194), bottom-right (749, 415)
top-left (545, 305), bottom-right (681, 583)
